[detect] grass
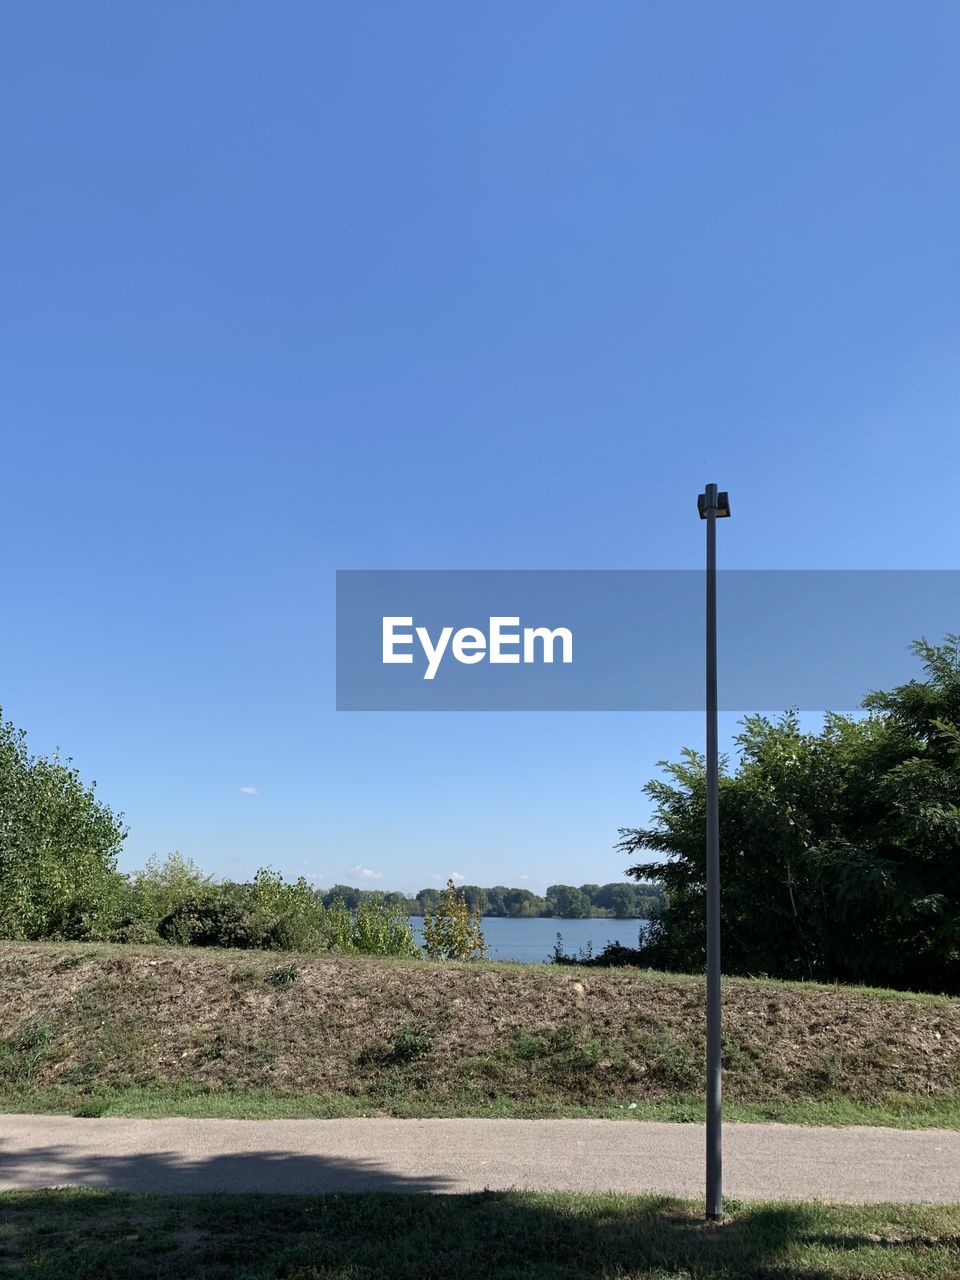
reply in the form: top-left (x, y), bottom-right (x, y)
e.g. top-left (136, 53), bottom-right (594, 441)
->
top-left (2, 1189), bottom-right (960, 1279)
top-left (5, 1083), bottom-right (960, 1128)
top-left (1, 940), bottom-right (958, 1128)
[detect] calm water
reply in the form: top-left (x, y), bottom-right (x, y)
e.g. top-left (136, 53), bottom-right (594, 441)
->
top-left (409, 915), bottom-right (650, 964)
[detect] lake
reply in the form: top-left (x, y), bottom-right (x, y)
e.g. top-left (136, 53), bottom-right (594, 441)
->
top-left (409, 915), bottom-right (650, 964)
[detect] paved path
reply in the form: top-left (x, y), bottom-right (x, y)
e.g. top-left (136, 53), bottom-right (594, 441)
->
top-left (1, 1116), bottom-right (958, 1203)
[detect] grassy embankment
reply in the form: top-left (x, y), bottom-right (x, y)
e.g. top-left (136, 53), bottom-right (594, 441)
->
top-left (1, 941), bottom-right (958, 1127)
top-left (3, 1190), bottom-right (960, 1279)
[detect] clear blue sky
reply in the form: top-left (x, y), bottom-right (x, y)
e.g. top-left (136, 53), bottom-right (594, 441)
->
top-left (2, 2), bottom-right (958, 893)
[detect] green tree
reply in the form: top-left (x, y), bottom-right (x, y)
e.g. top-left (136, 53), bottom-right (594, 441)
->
top-left (324, 884), bottom-right (364, 909)
top-left (619, 637), bottom-right (960, 993)
top-left (546, 884), bottom-right (591, 918)
top-left (600, 884), bottom-right (640, 918)
top-left (502, 887), bottom-right (544, 917)
top-left (415, 888), bottom-right (442, 915)
top-left (458, 885), bottom-right (490, 916)
top-left (421, 879), bottom-right (487, 961)
top-left (484, 886), bottom-right (509, 916)
top-left (0, 711), bottom-right (126, 939)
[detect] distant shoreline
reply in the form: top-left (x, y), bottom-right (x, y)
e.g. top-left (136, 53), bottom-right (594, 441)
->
top-left (406, 912), bottom-right (652, 922)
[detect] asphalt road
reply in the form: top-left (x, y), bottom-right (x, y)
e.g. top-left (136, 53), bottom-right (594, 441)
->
top-left (1, 1116), bottom-right (958, 1203)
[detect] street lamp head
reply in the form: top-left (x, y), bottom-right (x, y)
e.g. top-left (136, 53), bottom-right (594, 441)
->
top-left (698, 488), bottom-right (731, 519)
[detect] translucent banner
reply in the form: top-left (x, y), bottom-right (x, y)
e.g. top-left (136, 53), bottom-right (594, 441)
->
top-left (335, 570), bottom-right (959, 711)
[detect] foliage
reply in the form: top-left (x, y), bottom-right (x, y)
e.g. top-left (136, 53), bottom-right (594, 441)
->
top-left (414, 881), bottom-right (662, 919)
top-left (115, 853), bottom-right (211, 942)
top-left (154, 874), bottom-right (418, 957)
top-left (546, 885), bottom-right (591, 917)
top-left (267, 963), bottom-right (299, 988)
top-left (0, 711), bottom-right (127, 940)
top-left (391, 1019), bottom-right (432, 1063)
top-left (349, 897), bottom-right (420, 956)
top-left (155, 870), bottom-right (325, 950)
top-left (322, 895), bottom-right (420, 957)
top-left (246, 868), bottom-right (328, 951)
top-left (422, 879), bottom-right (487, 960)
top-left (157, 885), bottom-right (252, 948)
top-left (552, 939), bottom-right (644, 967)
top-left (620, 636), bottom-right (960, 993)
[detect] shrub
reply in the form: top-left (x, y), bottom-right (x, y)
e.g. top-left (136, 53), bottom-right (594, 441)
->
top-left (156, 870), bottom-right (330, 952)
top-left (157, 887), bottom-right (252, 948)
top-left (349, 898), bottom-right (419, 957)
top-left (552, 936), bottom-right (643, 967)
top-left (321, 895), bottom-right (419, 958)
top-left (391, 1019), bottom-right (432, 1063)
top-left (422, 879), bottom-right (487, 961)
top-left (0, 711), bottom-right (127, 941)
top-left (246, 868), bottom-right (328, 952)
top-left (267, 963), bottom-right (299, 988)
top-left (118, 853), bottom-right (212, 937)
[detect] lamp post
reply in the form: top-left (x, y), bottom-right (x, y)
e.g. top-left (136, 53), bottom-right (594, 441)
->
top-left (697, 483), bottom-right (730, 1221)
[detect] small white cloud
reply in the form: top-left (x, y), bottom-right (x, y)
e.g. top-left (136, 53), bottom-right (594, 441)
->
top-left (519, 874), bottom-right (530, 881)
top-left (450, 871), bottom-right (466, 882)
top-left (351, 865), bottom-right (384, 880)
top-left (239, 786), bottom-right (258, 796)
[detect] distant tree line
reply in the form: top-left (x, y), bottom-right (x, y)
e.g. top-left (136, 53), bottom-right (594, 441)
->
top-left (319, 882), bottom-right (664, 919)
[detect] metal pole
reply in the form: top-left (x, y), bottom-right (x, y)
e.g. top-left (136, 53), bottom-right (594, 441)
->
top-left (703, 482), bottom-right (723, 1221)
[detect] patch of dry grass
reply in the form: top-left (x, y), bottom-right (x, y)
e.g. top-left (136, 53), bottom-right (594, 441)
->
top-left (0, 941), bottom-right (957, 1120)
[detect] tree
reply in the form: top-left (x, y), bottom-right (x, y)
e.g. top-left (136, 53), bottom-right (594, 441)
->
top-left (502, 887), bottom-right (543, 917)
top-left (546, 884), bottom-right (591, 918)
top-left (0, 710), bottom-right (127, 939)
top-left (415, 888), bottom-right (442, 915)
top-left (324, 884), bottom-right (364, 909)
top-left (601, 884), bottom-right (640, 918)
top-left (458, 885), bottom-right (490, 915)
top-left (421, 879), bottom-right (486, 960)
top-left (619, 637), bottom-right (960, 993)
top-left (484, 886), bottom-right (509, 916)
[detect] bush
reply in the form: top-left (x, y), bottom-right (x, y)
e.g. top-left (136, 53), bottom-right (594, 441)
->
top-left (157, 887), bottom-right (253, 948)
top-left (391, 1019), bottom-right (432, 1062)
top-left (151, 870), bottom-right (419, 957)
top-left (552, 937), bottom-right (644, 967)
top-left (349, 898), bottom-right (420, 957)
top-left (0, 710), bottom-right (127, 941)
top-left (245, 868), bottom-right (328, 951)
top-left (118, 853), bottom-right (212, 938)
top-left (267, 963), bottom-right (299, 987)
top-left (422, 879), bottom-right (486, 961)
top-left (322, 895), bottom-right (419, 958)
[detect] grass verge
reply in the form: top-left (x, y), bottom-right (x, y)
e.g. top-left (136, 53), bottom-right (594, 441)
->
top-left (2, 1189), bottom-right (959, 1279)
top-left (2, 941), bottom-right (958, 1128)
top-left (2, 1083), bottom-right (959, 1129)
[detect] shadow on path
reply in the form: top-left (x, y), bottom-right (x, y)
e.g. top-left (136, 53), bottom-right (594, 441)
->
top-left (0, 1138), bottom-right (452, 1193)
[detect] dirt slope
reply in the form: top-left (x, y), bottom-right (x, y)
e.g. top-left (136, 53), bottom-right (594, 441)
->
top-left (1, 942), bottom-right (957, 1113)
